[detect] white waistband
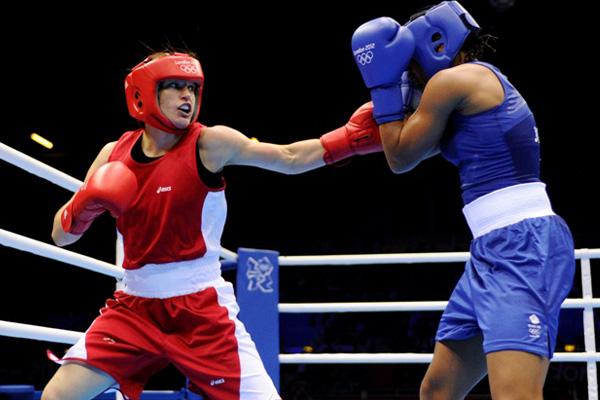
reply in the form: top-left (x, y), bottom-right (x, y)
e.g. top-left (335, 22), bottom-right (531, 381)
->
top-left (121, 257), bottom-right (222, 298)
top-left (462, 182), bottom-right (555, 239)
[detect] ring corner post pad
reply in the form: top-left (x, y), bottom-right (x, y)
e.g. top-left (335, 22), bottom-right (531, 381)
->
top-left (236, 247), bottom-right (280, 391)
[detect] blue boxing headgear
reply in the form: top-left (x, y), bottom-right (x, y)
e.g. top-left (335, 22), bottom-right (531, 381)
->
top-left (406, 1), bottom-right (480, 79)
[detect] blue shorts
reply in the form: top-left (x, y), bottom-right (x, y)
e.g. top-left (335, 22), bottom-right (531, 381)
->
top-left (436, 215), bottom-right (575, 358)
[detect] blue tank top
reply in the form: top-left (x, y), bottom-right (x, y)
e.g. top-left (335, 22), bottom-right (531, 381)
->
top-left (440, 62), bottom-right (541, 205)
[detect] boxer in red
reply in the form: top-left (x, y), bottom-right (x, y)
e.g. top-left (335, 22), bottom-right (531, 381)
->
top-left (42, 51), bottom-right (381, 400)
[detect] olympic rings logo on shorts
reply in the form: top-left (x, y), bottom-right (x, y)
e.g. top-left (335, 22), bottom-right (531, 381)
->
top-left (356, 51), bottom-right (374, 65)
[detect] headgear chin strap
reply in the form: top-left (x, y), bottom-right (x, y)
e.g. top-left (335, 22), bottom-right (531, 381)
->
top-left (125, 52), bottom-right (204, 135)
top-left (406, 1), bottom-right (480, 79)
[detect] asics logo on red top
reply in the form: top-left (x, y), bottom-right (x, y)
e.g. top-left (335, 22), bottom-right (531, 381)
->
top-left (210, 378), bottom-right (225, 386)
top-left (156, 186), bottom-right (172, 194)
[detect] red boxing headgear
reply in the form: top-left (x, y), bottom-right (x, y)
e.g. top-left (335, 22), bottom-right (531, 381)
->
top-left (125, 52), bottom-right (204, 134)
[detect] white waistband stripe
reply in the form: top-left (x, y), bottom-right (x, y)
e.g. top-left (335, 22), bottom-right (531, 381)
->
top-left (462, 182), bottom-right (555, 238)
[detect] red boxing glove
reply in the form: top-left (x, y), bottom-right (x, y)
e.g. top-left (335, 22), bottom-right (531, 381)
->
top-left (61, 161), bottom-right (138, 235)
top-left (320, 102), bottom-right (382, 165)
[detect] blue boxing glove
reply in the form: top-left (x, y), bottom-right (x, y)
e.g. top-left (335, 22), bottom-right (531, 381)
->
top-left (352, 17), bottom-right (415, 124)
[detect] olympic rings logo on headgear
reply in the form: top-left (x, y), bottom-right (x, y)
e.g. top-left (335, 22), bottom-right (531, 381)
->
top-left (356, 51), bottom-right (374, 65)
top-left (125, 52), bottom-right (204, 135)
top-left (176, 61), bottom-right (201, 75)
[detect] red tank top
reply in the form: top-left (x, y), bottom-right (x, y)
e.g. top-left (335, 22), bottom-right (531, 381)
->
top-left (109, 124), bottom-right (227, 269)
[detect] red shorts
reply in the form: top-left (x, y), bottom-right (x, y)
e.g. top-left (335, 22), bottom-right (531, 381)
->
top-left (63, 278), bottom-right (279, 400)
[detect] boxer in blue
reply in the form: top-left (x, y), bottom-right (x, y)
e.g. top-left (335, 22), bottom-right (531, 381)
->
top-left (352, 2), bottom-right (575, 399)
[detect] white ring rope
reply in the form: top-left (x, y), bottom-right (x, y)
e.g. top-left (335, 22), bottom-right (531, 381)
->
top-left (3, 320), bottom-right (600, 364)
top-left (278, 298), bottom-right (600, 313)
top-left (3, 224), bottom-right (597, 280)
top-left (278, 249), bottom-right (600, 265)
top-left (0, 320), bottom-right (80, 345)
top-left (580, 250), bottom-right (598, 398)
top-left (279, 352), bottom-right (600, 364)
top-left (0, 142), bottom-right (82, 192)
top-left (280, 252), bottom-right (470, 265)
top-left (219, 246), bottom-right (238, 261)
top-left (0, 228), bottom-right (123, 279)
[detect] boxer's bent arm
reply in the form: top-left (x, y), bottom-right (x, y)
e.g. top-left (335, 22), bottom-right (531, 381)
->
top-left (51, 142), bottom-right (117, 246)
